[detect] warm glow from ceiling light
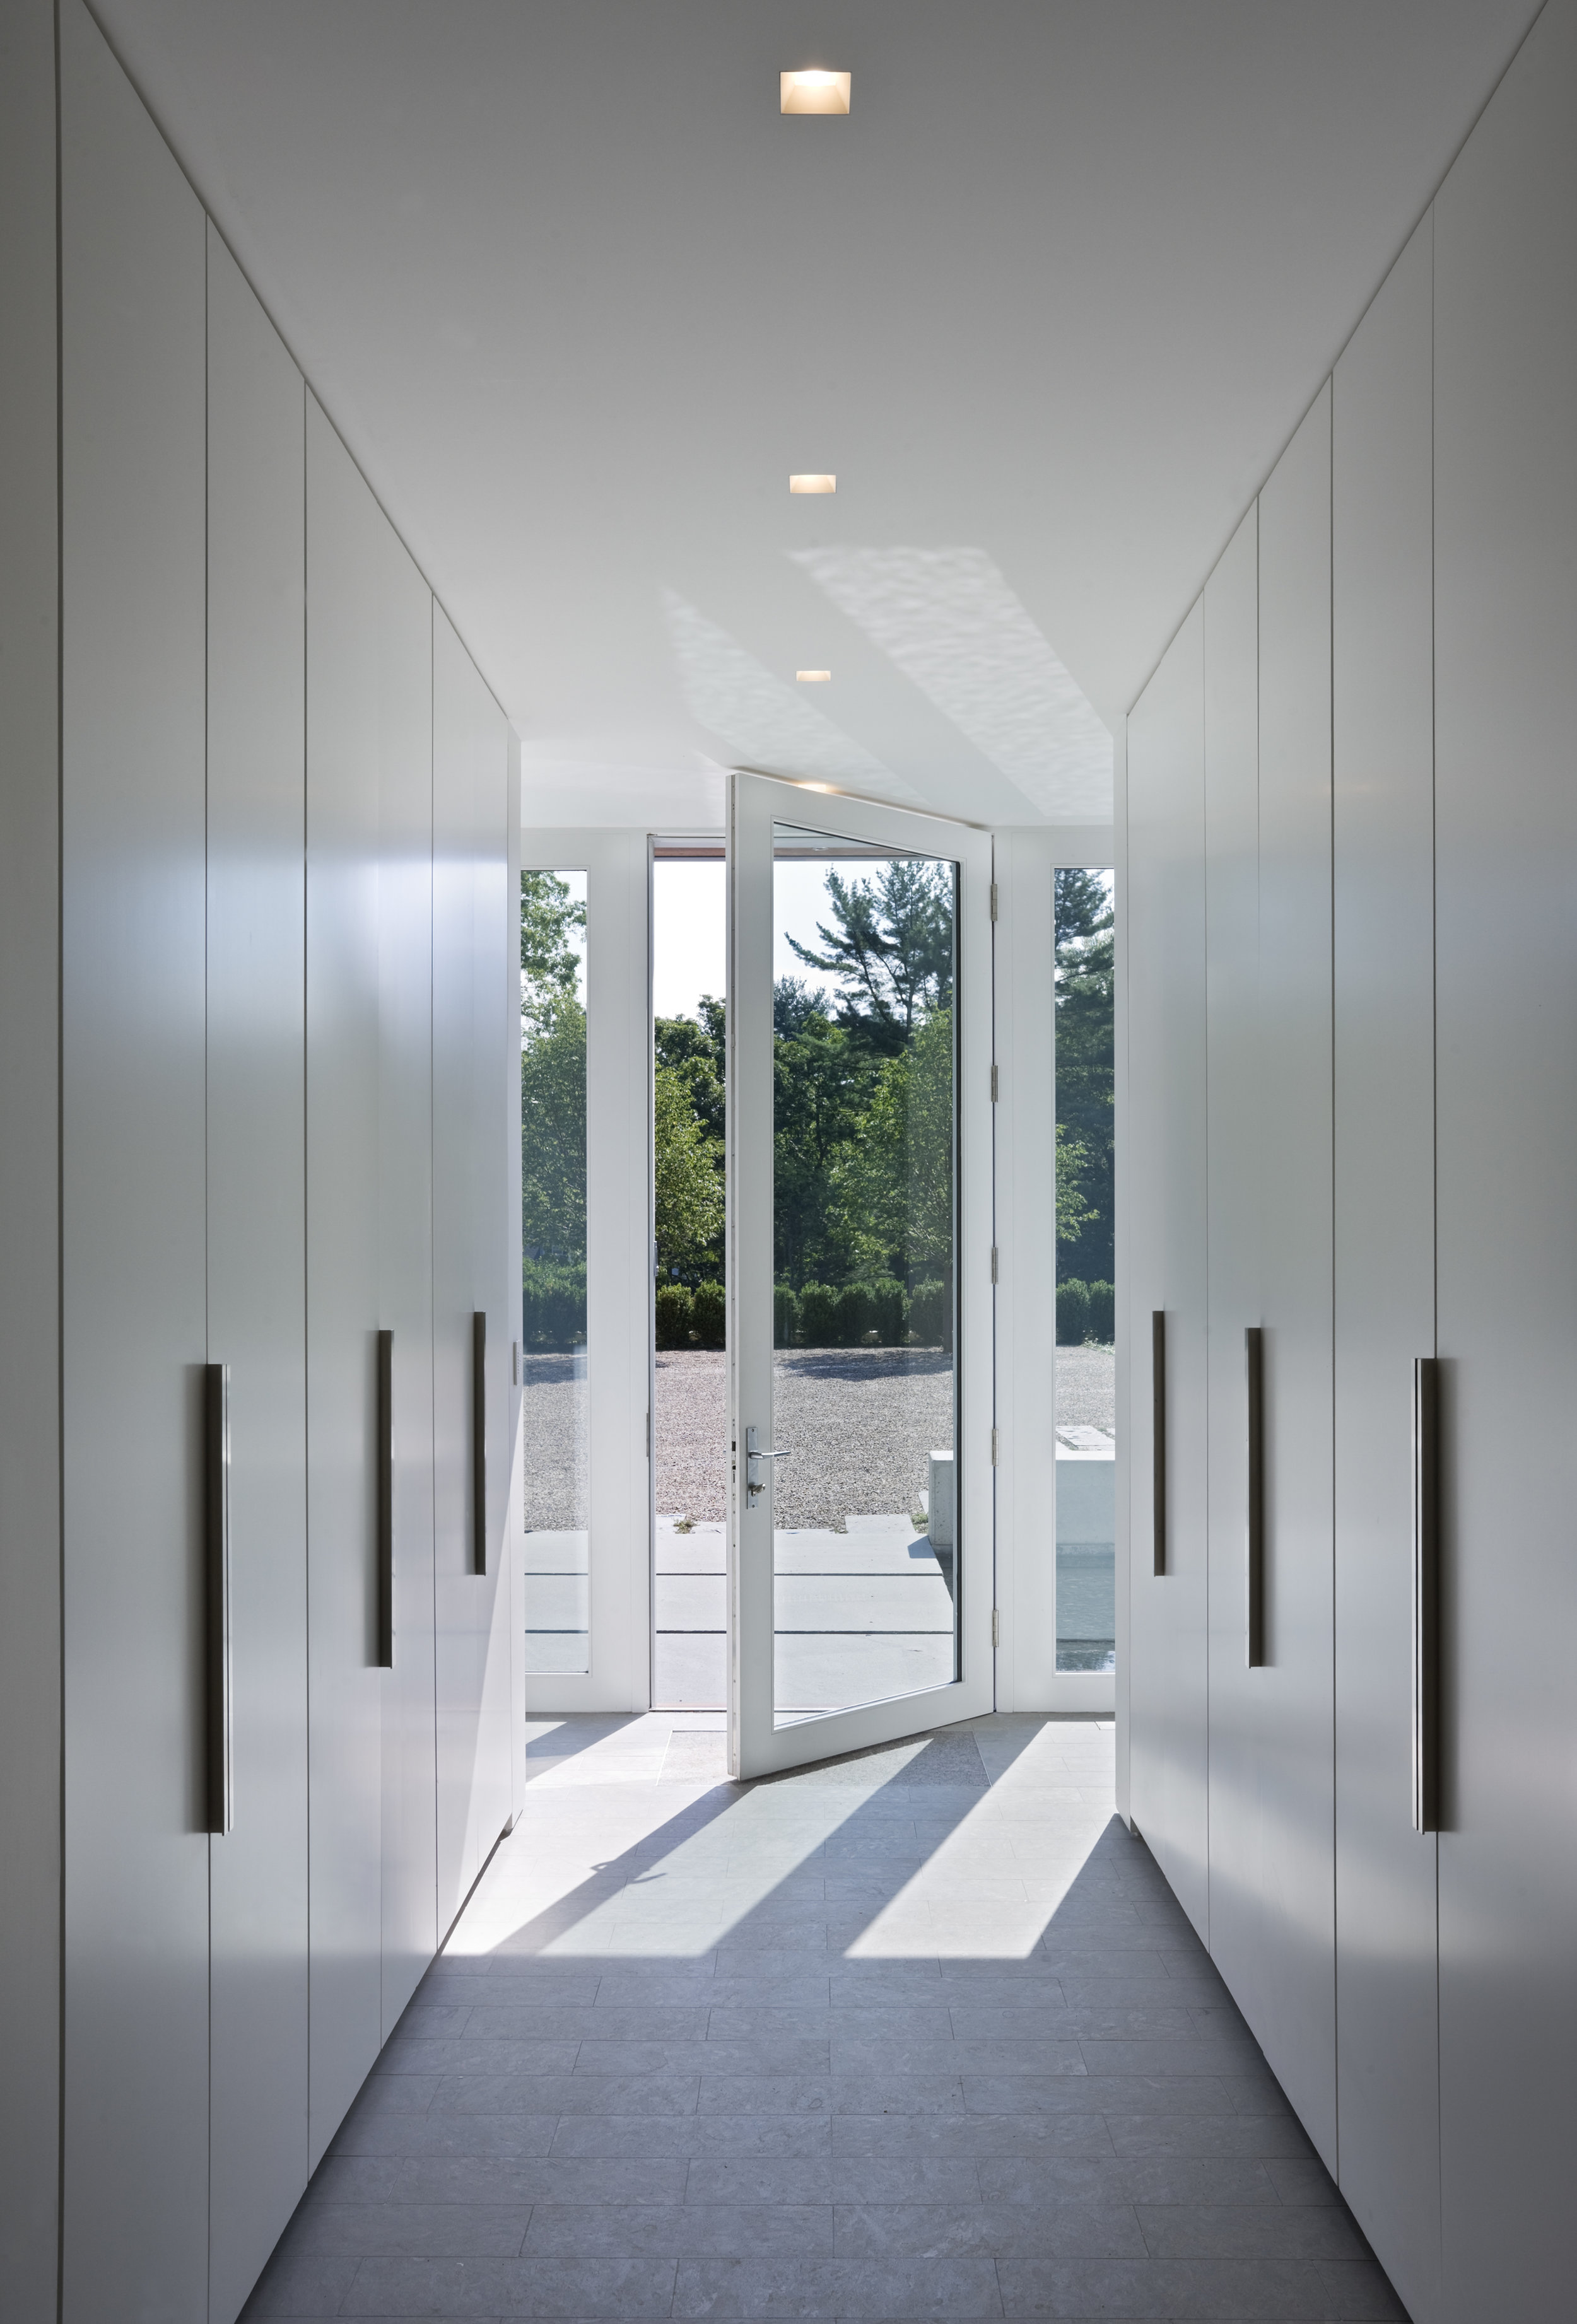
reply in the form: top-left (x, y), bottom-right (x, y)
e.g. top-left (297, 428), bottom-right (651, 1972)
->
top-left (796, 781), bottom-right (837, 792)
top-left (789, 474), bottom-right (836, 495)
top-left (781, 69), bottom-right (851, 115)
top-left (796, 670), bottom-right (831, 682)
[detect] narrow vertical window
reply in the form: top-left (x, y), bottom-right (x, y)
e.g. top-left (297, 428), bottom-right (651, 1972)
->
top-left (650, 848), bottom-right (728, 1709)
top-left (520, 869), bottom-right (589, 1675)
top-left (1053, 868), bottom-right (1116, 1673)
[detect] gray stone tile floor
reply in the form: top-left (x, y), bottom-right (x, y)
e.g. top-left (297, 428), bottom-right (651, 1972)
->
top-left (243, 1714), bottom-right (1404, 2323)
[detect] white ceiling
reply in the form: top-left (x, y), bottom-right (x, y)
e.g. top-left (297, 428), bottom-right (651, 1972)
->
top-left (95, 0), bottom-right (1539, 827)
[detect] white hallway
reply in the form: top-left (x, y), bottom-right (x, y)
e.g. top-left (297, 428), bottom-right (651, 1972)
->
top-left (247, 1716), bottom-right (1392, 2321)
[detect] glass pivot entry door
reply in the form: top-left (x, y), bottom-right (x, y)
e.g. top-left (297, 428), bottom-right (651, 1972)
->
top-left (727, 773), bottom-right (995, 1780)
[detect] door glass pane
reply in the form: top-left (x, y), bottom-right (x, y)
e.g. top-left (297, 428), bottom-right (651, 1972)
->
top-left (1053, 867), bottom-right (1116, 1673)
top-left (771, 824), bottom-right (959, 1725)
top-left (520, 868), bottom-right (589, 1675)
top-left (650, 850), bottom-right (727, 1710)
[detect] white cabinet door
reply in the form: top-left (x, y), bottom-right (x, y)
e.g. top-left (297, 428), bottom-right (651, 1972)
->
top-left (1125, 605), bottom-right (1209, 1936)
top-left (305, 400), bottom-right (386, 2167)
top-left (205, 228), bottom-right (311, 2324)
top-left (1331, 219), bottom-right (1441, 2323)
top-left (59, 4), bottom-right (211, 2315)
top-left (1201, 505), bottom-right (1260, 1988)
top-left (1211, 388), bottom-right (1337, 2169)
top-left (1434, 8), bottom-right (1577, 2315)
top-left (377, 534), bottom-right (438, 2035)
top-left (727, 774), bottom-right (994, 1780)
top-left (434, 609), bottom-right (515, 1923)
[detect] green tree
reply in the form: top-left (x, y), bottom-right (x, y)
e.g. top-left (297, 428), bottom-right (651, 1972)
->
top-left (1054, 867), bottom-right (1114, 1284)
top-left (830, 1007), bottom-right (955, 1285)
top-left (521, 869), bottom-right (585, 1037)
top-left (520, 871), bottom-right (587, 1265)
top-left (787, 860), bottom-right (954, 1055)
top-left (773, 1010), bottom-right (876, 1286)
top-left (655, 1058), bottom-right (724, 1277)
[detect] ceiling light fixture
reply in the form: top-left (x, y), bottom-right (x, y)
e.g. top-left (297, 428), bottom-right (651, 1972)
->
top-left (780, 69), bottom-right (851, 115)
top-left (789, 474), bottom-right (836, 495)
top-left (796, 670), bottom-right (832, 682)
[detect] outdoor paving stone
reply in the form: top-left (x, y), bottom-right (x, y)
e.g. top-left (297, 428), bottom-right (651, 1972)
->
top-left (285, 2204), bottom-right (530, 2258)
top-left (339, 2255), bottom-right (679, 2315)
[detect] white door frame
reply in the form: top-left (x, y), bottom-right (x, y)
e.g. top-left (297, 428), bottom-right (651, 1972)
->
top-left (994, 823), bottom-right (1117, 1713)
top-left (727, 772), bottom-right (996, 1780)
top-left (520, 829), bottom-right (651, 1714)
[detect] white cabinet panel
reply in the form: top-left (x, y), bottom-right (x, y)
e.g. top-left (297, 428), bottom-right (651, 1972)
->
top-left (433, 607), bottom-right (513, 1926)
top-left (0, 5), bottom-right (64, 2313)
top-left (1331, 219), bottom-right (1441, 2323)
top-left (205, 228), bottom-right (310, 2324)
top-left (1434, 7), bottom-right (1577, 2315)
top-left (58, 2), bottom-right (210, 2314)
top-left (1211, 388), bottom-right (1337, 2168)
top-left (377, 532), bottom-right (438, 2036)
top-left (1125, 604), bottom-right (1209, 1936)
top-left (306, 399), bottom-right (386, 2167)
top-left (1201, 505), bottom-right (1260, 1998)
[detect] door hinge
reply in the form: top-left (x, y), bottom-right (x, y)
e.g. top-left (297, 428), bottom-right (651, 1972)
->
top-left (990, 1427), bottom-right (999, 1466)
top-left (989, 881), bottom-right (999, 923)
top-left (990, 1062), bottom-right (999, 1102)
top-left (991, 1608), bottom-right (1001, 1647)
top-left (990, 1246), bottom-right (999, 1285)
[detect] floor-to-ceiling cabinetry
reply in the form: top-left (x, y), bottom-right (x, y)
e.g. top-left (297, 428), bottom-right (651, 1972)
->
top-left (1433, 11), bottom-right (1577, 2316)
top-left (1125, 602), bottom-right (1209, 1939)
top-left (1122, 7), bottom-right (1576, 2316)
top-left (0, 6), bottom-right (522, 2319)
top-left (1331, 216), bottom-right (1441, 2324)
top-left (59, 6), bottom-right (210, 2313)
top-left (206, 226), bottom-right (311, 2324)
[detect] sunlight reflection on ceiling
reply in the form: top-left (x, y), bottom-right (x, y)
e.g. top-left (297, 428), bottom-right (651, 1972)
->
top-left (662, 588), bottom-right (924, 808)
top-left (792, 547), bottom-right (1113, 822)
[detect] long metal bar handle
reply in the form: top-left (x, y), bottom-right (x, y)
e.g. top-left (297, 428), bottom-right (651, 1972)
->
top-left (472, 1311), bottom-right (488, 1576)
top-left (202, 1362), bottom-right (233, 1836)
top-left (1246, 1326), bottom-right (1265, 1667)
top-left (1151, 1311), bottom-right (1167, 1576)
top-left (1412, 1356), bottom-right (1441, 1833)
top-left (376, 1329), bottom-right (394, 1668)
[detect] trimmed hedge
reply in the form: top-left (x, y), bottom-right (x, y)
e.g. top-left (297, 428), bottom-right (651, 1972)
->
top-left (656, 1280), bottom-right (725, 1350)
top-left (773, 1277), bottom-right (949, 1350)
top-left (1057, 1277), bottom-right (1114, 1346)
top-left (522, 1259), bottom-right (586, 1352)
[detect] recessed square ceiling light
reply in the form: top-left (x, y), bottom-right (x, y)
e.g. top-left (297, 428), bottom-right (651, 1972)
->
top-left (796, 670), bottom-right (832, 682)
top-left (789, 474), bottom-right (836, 495)
top-left (781, 69), bottom-right (851, 115)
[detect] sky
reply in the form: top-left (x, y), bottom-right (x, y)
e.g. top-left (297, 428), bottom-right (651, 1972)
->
top-left (652, 857), bottom-right (876, 1023)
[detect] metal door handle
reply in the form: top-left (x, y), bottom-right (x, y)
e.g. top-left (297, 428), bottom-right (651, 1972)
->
top-left (1246, 1326), bottom-right (1265, 1667)
top-left (1152, 1310), bottom-right (1167, 1576)
top-left (202, 1362), bottom-right (232, 1835)
top-left (376, 1329), bottom-right (394, 1668)
top-left (1412, 1357), bottom-right (1441, 1833)
top-left (472, 1311), bottom-right (488, 1577)
top-left (745, 1424), bottom-right (792, 1504)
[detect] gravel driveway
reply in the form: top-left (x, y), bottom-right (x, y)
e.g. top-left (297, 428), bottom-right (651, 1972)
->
top-left (524, 1340), bottom-right (1115, 1533)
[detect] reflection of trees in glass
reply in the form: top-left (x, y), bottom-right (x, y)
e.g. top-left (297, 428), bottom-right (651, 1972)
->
top-left (831, 1007), bottom-right (954, 1286)
top-left (1054, 868), bottom-right (1114, 1286)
